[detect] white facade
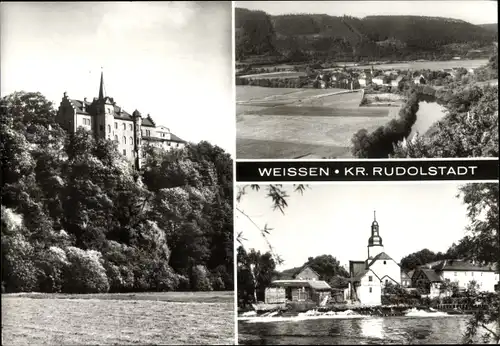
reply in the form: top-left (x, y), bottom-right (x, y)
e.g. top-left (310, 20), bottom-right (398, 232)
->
top-left (372, 77), bottom-right (384, 86)
top-left (359, 78), bottom-right (367, 87)
top-left (441, 270), bottom-right (499, 292)
top-left (369, 258), bottom-right (401, 287)
top-left (356, 271), bottom-right (382, 305)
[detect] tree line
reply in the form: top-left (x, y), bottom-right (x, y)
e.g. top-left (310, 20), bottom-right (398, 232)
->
top-left (235, 8), bottom-right (497, 63)
top-left (1, 91), bottom-right (233, 294)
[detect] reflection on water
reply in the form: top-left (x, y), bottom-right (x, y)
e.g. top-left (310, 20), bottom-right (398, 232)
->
top-left (411, 101), bottom-right (447, 138)
top-left (238, 316), bottom-right (480, 345)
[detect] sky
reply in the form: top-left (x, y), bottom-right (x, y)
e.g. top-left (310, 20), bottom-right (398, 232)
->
top-left (236, 1), bottom-right (498, 25)
top-left (236, 182), bottom-right (476, 272)
top-left (1, 2), bottom-right (234, 155)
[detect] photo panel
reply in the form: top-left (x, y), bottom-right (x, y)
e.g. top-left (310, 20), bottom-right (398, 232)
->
top-left (1, 2), bottom-right (235, 345)
top-left (234, 1), bottom-right (498, 160)
top-left (235, 182), bottom-right (499, 345)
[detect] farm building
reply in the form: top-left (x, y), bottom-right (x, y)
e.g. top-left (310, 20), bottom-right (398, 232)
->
top-left (412, 74), bottom-right (426, 85)
top-left (267, 280), bottom-right (332, 305)
top-left (412, 260), bottom-right (499, 296)
top-left (294, 266), bottom-right (321, 281)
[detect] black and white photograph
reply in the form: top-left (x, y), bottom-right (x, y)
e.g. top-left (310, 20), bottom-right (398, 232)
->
top-left (1, 2), bottom-right (234, 345)
top-left (235, 1), bottom-right (498, 159)
top-left (236, 183), bottom-right (500, 344)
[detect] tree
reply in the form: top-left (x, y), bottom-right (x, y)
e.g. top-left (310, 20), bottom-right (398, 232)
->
top-left (459, 183), bottom-right (500, 344)
top-left (304, 255), bottom-right (349, 282)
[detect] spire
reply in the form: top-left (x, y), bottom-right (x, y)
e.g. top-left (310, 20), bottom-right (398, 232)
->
top-left (98, 68), bottom-right (105, 100)
top-left (373, 210), bottom-right (376, 222)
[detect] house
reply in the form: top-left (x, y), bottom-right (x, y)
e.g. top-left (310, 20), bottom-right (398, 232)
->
top-left (372, 76), bottom-right (385, 86)
top-left (412, 74), bottom-right (426, 85)
top-left (348, 269), bottom-right (382, 306)
top-left (267, 280), bottom-right (332, 305)
top-left (401, 270), bottom-right (412, 287)
top-left (412, 269), bottom-right (447, 298)
top-left (56, 72), bottom-right (185, 169)
top-left (294, 266), bottom-right (321, 281)
top-left (391, 75), bottom-right (405, 87)
top-left (412, 260), bottom-right (499, 295)
top-left (359, 78), bottom-right (367, 87)
top-left (346, 212), bottom-right (408, 305)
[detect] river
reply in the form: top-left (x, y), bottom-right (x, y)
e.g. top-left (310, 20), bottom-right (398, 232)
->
top-left (238, 315), bottom-right (483, 345)
top-left (410, 101), bottom-right (448, 137)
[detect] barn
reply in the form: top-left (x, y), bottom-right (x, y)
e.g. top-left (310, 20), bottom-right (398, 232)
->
top-left (267, 280), bottom-right (332, 305)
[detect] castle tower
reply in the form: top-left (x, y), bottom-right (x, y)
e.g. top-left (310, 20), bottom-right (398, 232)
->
top-left (132, 109), bottom-right (143, 170)
top-left (367, 211), bottom-right (384, 259)
top-left (95, 70), bottom-right (115, 140)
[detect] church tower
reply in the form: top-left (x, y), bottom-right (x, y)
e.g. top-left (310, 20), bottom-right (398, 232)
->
top-left (367, 211), bottom-right (384, 259)
top-left (95, 70), bottom-right (115, 140)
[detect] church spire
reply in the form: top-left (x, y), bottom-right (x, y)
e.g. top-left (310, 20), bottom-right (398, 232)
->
top-left (98, 68), bottom-right (105, 100)
top-left (374, 210), bottom-right (376, 222)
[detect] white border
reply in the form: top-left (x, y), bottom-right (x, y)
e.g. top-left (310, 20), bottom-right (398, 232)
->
top-left (231, 1), bottom-right (238, 345)
top-left (236, 157), bottom-right (499, 162)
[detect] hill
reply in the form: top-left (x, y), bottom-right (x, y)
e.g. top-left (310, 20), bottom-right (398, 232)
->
top-left (479, 23), bottom-right (498, 33)
top-left (235, 9), bottom-right (498, 63)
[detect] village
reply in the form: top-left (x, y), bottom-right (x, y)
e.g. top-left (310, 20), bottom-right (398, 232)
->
top-left (247, 212), bottom-right (499, 318)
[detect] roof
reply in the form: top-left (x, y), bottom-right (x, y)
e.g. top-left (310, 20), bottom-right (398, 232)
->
top-left (348, 269), bottom-right (381, 283)
top-left (401, 271), bottom-right (411, 280)
top-left (426, 260), bottom-right (497, 273)
top-left (270, 280), bottom-right (332, 291)
top-left (170, 133), bottom-right (186, 143)
top-left (69, 99), bottom-right (156, 127)
top-left (293, 265), bottom-right (321, 279)
top-left (367, 252), bottom-right (394, 267)
top-left (419, 269), bottom-right (442, 282)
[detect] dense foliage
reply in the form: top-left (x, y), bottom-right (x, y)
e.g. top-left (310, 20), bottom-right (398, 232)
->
top-left (235, 9), bottom-right (497, 63)
top-left (1, 91), bottom-right (233, 294)
top-left (392, 84), bottom-right (498, 158)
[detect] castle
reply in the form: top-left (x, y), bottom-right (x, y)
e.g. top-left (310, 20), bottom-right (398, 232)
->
top-left (56, 72), bottom-right (185, 169)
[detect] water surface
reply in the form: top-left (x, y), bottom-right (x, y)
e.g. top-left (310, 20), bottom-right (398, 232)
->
top-left (238, 316), bottom-right (475, 345)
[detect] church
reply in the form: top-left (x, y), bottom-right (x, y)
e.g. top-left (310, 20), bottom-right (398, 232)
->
top-left (56, 72), bottom-right (186, 169)
top-left (347, 212), bottom-right (410, 306)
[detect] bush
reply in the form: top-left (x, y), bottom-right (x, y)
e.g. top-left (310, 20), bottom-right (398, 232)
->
top-left (191, 265), bottom-right (213, 291)
top-left (1, 233), bottom-right (39, 292)
top-left (35, 246), bottom-right (69, 293)
top-left (64, 247), bottom-right (110, 293)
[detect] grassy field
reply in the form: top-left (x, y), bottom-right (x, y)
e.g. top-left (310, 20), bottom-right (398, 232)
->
top-left (2, 292), bottom-right (234, 345)
top-left (239, 71), bottom-right (306, 79)
top-left (236, 86), bottom-right (398, 159)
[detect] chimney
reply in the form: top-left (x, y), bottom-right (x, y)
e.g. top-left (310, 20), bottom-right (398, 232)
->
top-left (82, 98), bottom-right (87, 112)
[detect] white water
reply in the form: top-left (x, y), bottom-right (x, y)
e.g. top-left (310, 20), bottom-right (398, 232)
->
top-left (404, 307), bottom-right (450, 317)
top-left (239, 308), bottom-right (457, 324)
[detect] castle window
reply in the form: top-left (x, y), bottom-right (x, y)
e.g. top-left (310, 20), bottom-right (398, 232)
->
top-left (369, 287), bottom-right (372, 293)
top-left (129, 124), bottom-right (133, 131)
top-left (122, 123), bottom-right (126, 130)
top-left (130, 137), bottom-right (133, 145)
top-left (114, 135), bottom-right (118, 142)
top-left (384, 261), bottom-right (386, 265)
top-left (114, 122), bottom-right (118, 129)
top-left (123, 149), bottom-right (126, 156)
top-left (368, 276), bottom-right (373, 282)
top-left (123, 136), bottom-right (126, 144)
top-left (472, 272), bottom-right (474, 276)
top-left (108, 125), bottom-right (111, 133)
top-left (167, 141), bottom-right (171, 146)
top-left (146, 130), bottom-right (151, 137)
top-left (454, 272), bottom-right (457, 276)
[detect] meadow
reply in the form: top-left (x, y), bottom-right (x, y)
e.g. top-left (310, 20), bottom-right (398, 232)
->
top-left (1, 292), bottom-right (235, 345)
top-left (236, 86), bottom-right (398, 159)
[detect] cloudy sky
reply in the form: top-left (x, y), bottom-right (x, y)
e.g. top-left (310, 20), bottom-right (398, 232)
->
top-left (1, 2), bottom-right (233, 154)
top-left (236, 1), bottom-right (498, 25)
top-left (236, 182), bottom-right (476, 271)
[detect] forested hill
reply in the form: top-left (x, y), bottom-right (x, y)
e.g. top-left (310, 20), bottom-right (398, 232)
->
top-left (1, 91), bottom-right (233, 294)
top-left (236, 8), bottom-right (497, 62)
top-left (480, 23), bottom-right (498, 33)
